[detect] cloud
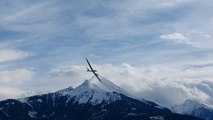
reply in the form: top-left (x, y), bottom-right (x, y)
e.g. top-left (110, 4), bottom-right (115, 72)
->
top-left (0, 49), bottom-right (32, 63)
top-left (47, 63), bottom-right (213, 107)
top-left (0, 69), bottom-right (34, 85)
top-left (73, 0), bottom-right (197, 40)
top-left (0, 1), bottom-right (52, 24)
top-left (159, 0), bottom-right (196, 7)
top-left (95, 64), bottom-right (213, 107)
top-left (160, 33), bottom-right (192, 44)
top-left (46, 65), bottom-right (91, 90)
top-left (0, 69), bottom-right (35, 100)
top-left (0, 85), bottom-right (24, 100)
top-left (0, 1), bottom-right (64, 48)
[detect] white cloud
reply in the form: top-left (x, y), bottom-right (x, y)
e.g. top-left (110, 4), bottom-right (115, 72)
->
top-left (47, 65), bottom-right (91, 89)
top-left (160, 33), bottom-right (192, 44)
top-left (160, 32), bottom-right (211, 49)
top-left (95, 64), bottom-right (213, 107)
top-left (159, 0), bottom-right (196, 7)
top-left (47, 63), bottom-right (213, 107)
top-left (0, 69), bottom-right (35, 100)
top-left (0, 49), bottom-right (32, 62)
top-left (0, 69), bottom-right (34, 85)
top-left (0, 85), bottom-right (24, 100)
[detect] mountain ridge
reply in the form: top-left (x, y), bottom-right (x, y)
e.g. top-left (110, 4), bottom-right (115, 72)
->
top-left (0, 78), bottom-right (202, 120)
top-left (172, 99), bottom-right (213, 120)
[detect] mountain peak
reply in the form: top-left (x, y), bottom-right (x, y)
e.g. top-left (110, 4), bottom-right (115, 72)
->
top-left (172, 99), bottom-right (213, 120)
top-left (56, 77), bottom-right (127, 105)
top-left (59, 77), bottom-right (128, 95)
top-left (0, 83), bottom-right (201, 120)
top-left (172, 99), bottom-right (213, 114)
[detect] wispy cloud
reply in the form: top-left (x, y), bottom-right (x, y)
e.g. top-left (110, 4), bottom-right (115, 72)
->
top-left (0, 1), bottom-right (52, 24)
top-left (160, 33), bottom-right (192, 44)
top-left (0, 49), bottom-right (32, 63)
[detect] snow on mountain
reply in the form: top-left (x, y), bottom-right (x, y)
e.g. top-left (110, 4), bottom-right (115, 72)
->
top-left (172, 99), bottom-right (213, 114)
top-left (0, 78), bottom-right (203, 120)
top-left (55, 77), bottom-right (128, 105)
top-left (58, 77), bottom-right (127, 94)
top-left (172, 99), bottom-right (213, 120)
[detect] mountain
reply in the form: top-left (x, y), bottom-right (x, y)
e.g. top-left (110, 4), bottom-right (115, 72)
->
top-left (0, 78), bottom-right (202, 120)
top-left (172, 99), bottom-right (213, 120)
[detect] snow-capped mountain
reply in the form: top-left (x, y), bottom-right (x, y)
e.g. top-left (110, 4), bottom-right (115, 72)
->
top-left (0, 78), bottom-right (202, 120)
top-left (56, 78), bottom-right (128, 105)
top-left (172, 99), bottom-right (213, 120)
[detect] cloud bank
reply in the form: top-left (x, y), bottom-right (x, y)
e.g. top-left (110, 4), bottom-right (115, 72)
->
top-left (47, 63), bottom-right (213, 107)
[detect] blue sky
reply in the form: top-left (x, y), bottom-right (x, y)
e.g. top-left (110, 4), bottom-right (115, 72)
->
top-left (0, 0), bottom-right (213, 107)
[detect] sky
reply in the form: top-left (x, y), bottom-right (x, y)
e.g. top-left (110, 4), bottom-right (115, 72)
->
top-left (0, 0), bottom-right (213, 107)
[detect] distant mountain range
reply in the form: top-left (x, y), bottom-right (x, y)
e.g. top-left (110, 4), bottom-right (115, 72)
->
top-left (0, 78), bottom-right (202, 120)
top-left (172, 99), bottom-right (213, 120)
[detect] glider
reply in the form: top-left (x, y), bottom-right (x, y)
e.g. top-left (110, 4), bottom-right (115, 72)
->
top-left (86, 58), bottom-right (101, 81)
